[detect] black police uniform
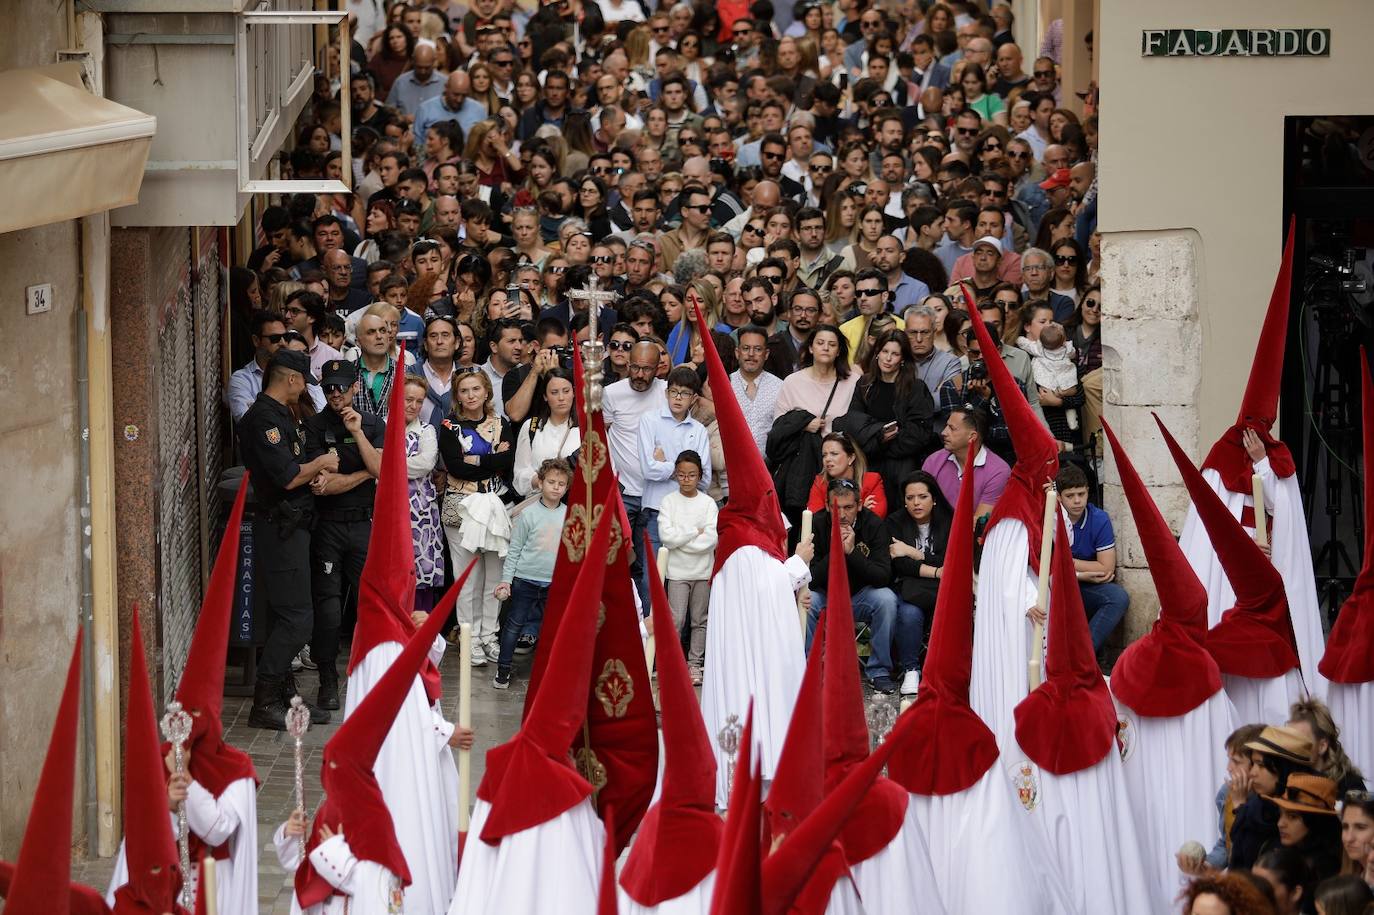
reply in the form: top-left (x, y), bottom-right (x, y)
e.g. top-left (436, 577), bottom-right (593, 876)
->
top-left (303, 404), bottom-right (384, 708)
top-left (237, 389), bottom-right (323, 728)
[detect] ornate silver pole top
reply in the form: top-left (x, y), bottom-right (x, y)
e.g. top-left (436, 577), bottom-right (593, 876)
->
top-left (717, 713), bottom-right (742, 757)
top-left (285, 695), bottom-right (312, 739)
top-left (568, 275), bottom-right (617, 413)
top-left (160, 700), bottom-right (192, 747)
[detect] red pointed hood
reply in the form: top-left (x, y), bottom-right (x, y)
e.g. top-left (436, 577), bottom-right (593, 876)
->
top-left (295, 573), bottom-right (463, 906)
top-left (524, 354), bottom-right (659, 852)
top-left (709, 708), bottom-right (762, 915)
top-left (349, 352), bottom-right (421, 676)
top-left (820, 512), bottom-right (907, 864)
top-left (1103, 420), bottom-right (1224, 716)
top-left (693, 301), bottom-right (788, 569)
top-left (619, 539), bottom-right (722, 906)
top-left (1203, 217), bottom-right (1298, 490)
top-left (117, 613), bottom-right (183, 914)
top-left (761, 707), bottom-right (919, 915)
top-left (1321, 349), bottom-right (1374, 682)
top-left (887, 442), bottom-right (999, 795)
top-left (1158, 415), bottom-right (1300, 678)
top-left (0, 861), bottom-right (111, 915)
top-left (169, 475), bottom-right (257, 799)
top-left (764, 616), bottom-right (825, 844)
top-left (967, 288), bottom-right (1058, 573)
top-left (477, 504), bottom-right (615, 842)
top-left (1014, 514), bottom-right (1118, 774)
top-left (7, 633), bottom-right (84, 915)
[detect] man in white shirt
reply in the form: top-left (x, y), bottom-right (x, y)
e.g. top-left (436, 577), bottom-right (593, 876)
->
top-left (730, 325), bottom-right (784, 454)
top-left (602, 340), bottom-right (669, 603)
top-left (480, 319), bottom-right (525, 420)
top-left (1015, 90), bottom-right (1055, 160)
top-left (226, 310), bottom-right (325, 420)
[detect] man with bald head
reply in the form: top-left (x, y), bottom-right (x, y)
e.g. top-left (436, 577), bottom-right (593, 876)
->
top-left (414, 70), bottom-right (486, 147)
top-left (723, 179), bottom-right (781, 239)
top-left (323, 249), bottom-right (371, 315)
top-left (872, 235), bottom-right (931, 311)
top-left (603, 339), bottom-right (669, 602)
top-left (963, 37), bottom-right (995, 71)
top-left (432, 195), bottom-right (462, 229)
top-left (387, 44), bottom-right (443, 117)
top-left (991, 43), bottom-right (1030, 97)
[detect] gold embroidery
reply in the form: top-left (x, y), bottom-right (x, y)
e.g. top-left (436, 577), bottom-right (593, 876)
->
top-left (596, 602), bottom-right (606, 632)
top-left (594, 658), bottom-right (634, 718)
top-left (575, 746), bottom-right (608, 790)
top-left (581, 429), bottom-right (608, 478)
top-left (562, 504), bottom-right (603, 561)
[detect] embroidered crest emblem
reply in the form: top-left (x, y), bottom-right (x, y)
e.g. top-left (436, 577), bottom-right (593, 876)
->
top-left (594, 658), bottom-right (634, 718)
top-left (562, 503), bottom-right (604, 561)
top-left (575, 745), bottom-right (608, 790)
top-left (388, 876), bottom-right (404, 913)
top-left (266, 427), bottom-right (281, 445)
top-left (1008, 760), bottom-right (1040, 811)
top-left (1116, 714), bottom-right (1136, 763)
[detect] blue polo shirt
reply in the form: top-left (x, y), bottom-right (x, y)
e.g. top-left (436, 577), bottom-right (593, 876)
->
top-left (1068, 503), bottom-right (1115, 561)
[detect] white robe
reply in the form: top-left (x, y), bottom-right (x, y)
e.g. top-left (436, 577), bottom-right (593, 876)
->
top-left (1178, 460), bottom-right (1327, 699)
top-left (1025, 747), bottom-right (1162, 915)
top-left (849, 803), bottom-right (948, 915)
top-left (103, 776), bottom-right (257, 915)
top-left (970, 520), bottom-right (1042, 749)
top-left (702, 547), bottom-right (808, 808)
top-left (1326, 681), bottom-right (1374, 777)
top-left (618, 872), bottom-right (714, 915)
top-left (1113, 689), bottom-right (1237, 907)
top-left (344, 639), bottom-right (461, 915)
top-left (449, 796), bottom-right (604, 914)
top-left (908, 769), bottom-right (1079, 914)
top-left (284, 833), bottom-right (404, 915)
top-left (824, 876), bottom-right (866, 914)
top-left (1223, 670), bottom-right (1306, 728)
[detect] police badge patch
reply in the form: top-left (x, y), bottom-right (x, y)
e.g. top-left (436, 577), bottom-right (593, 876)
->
top-left (266, 427), bottom-right (282, 444)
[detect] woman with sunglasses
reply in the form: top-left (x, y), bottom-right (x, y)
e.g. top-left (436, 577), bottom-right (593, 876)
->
top-left (540, 256), bottom-right (570, 306)
top-left (1050, 238), bottom-right (1088, 300)
top-left (676, 29), bottom-right (712, 84)
top-left (973, 126), bottom-right (1012, 174)
top-left (602, 323), bottom-right (640, 385)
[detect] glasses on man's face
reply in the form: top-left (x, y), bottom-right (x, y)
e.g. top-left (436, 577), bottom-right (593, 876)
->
top-left (548, 265), bottom-right (567, 274)
top-left (1007, 150), bottom-right (1031, 160)
top-left (667, 387), bottom-right (696, 399)
top-left (984, 188), bottom-right (1007, 199)
top-left (856, 288), bottom-right (885, 298)
top-left (653, 25), bottom-right (671, 33)
top-left (810, 162), bottom-right (833, 173)
top-left (733, 27), bottom-right (752, 37)
top-left (1055, 255), bottom-right (1078, 265)
top-left (591, 255), bottom-right (614, 264)
top-left (493, 58), bottom-right (514, 67)
top-left (792, 305), bottom-right (820, 317)
top-left (760, 273), bottom-right (783, 285)
top-left (285, 306), bottom-right (307, 317)
top-left (1034, 69), bottom-right (1055, 79)
top-left (683, 203), bottom-right (712, 213)
top-left (995, 298), bottom-right (1019, 310)
top-left (592, 166), bottom-right (611, 175)
top-left (627, 363), bottom-right (657, 375)
top-left (324, 384), bottom-right (351, 395)
top-left (608, 339), bottom-right (636, 352)
top-left (956, 127), bottom-right (977, 136)
top-left (261, 333), bottom-right (286, 343)
top-left (761, 150), bottom-right (784, 161)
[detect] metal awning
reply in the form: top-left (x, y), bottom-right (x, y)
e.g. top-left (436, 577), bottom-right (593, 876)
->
top-left (0, 62), bottom-right (156, 234)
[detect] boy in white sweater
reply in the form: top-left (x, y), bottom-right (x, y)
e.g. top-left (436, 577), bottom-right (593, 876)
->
top-left (656, 449), bottom-right (719, 683)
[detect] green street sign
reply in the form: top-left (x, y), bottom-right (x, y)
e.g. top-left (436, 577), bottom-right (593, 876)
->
top-left (1142, 28), bottom-right (1330, 57)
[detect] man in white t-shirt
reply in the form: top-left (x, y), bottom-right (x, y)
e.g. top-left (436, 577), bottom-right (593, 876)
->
top-left (602, 339), bottom-right (668, 603)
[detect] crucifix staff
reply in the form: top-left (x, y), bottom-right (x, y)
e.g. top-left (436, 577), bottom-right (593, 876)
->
top-left (160, 701), bottom-right (194, 910)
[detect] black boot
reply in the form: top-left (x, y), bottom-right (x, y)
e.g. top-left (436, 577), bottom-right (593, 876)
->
top-left (248, 680), bottom-right (290, 731)
top-left (282, 673), bottom-right (332, 725)
top-left (317, 667), bottom-right (340, 711)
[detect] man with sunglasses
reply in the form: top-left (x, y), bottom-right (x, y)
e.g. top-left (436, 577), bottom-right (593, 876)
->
top-left (228, 309), bottom-right (326, 421)
top-left (301, 359), bottom-right (385, 710)
top-left (658, 185), bottom-right (713, 268)
top-left (729, 18), bottom-right (760, 68)
top-left (1030, 56), bottom-right (1061, 104)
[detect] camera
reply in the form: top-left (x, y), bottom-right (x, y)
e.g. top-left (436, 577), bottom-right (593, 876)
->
top-left (966, 359), bottom-right (988, 381)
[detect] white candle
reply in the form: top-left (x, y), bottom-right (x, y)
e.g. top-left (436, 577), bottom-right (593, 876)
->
top-left (1252, 474), bottom-right (1268, 548)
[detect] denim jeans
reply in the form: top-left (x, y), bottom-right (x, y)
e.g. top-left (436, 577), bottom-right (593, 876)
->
top-left (806, 585), bottom-right (921, 680)
top-left (1080, 581), bottom-right (1129, 650)
top-left (621, 491), bottom-right (651, 609)
top-left (895, 599), bottom-right (927, 666)
top-left (497, 577), bottom-right (550, 671)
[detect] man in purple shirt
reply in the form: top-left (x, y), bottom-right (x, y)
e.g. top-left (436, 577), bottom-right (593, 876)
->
top-left (920, 406), bottom-right (1010, 518)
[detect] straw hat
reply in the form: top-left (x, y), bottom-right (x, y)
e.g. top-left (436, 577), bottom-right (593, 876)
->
top-left (1264, 773), bottom-right (1339, 817)
top-left (1243, 725), bottom-right (1313, 767)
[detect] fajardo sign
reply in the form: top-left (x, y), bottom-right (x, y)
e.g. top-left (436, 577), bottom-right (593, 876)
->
top-left (1142, 29), bottom-right (1330, 57)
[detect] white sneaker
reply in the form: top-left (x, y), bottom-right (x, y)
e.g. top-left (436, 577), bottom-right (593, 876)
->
top-left (469, 648), bottom-right (488, 668)
top-left (900, 669), bottom-right (919, 696)
top-left (483, 642), bottom-right (501, 663)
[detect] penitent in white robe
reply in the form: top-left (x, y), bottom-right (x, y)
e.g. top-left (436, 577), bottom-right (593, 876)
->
top-left (1178, 459), bottom-right (1327, 700)
top-left (909, 767), bottom-right (1079, 915)
top-left (1113, 689), bottom-right (1237, 908)
top-left (449, 797), bottom-right (604, 915)
top-left (277, 831), bottom-right (405, 915)
top-left (701, 547), bottom-right (808, 808)
top-left (344, 638), bottom-right (460, 915)
top-left (849, 804), bottom-right (948, 915)
top-left (1223, 670), bottom-right (1306, 729)
top-left (104, 777), bottom-right (257, 915)
top-left (1324, 682), bottom-right (1374, 778)
top-left (619, 873), bottom-right (714, 915)
top-left (970, 520), bottom-right (1042, 750)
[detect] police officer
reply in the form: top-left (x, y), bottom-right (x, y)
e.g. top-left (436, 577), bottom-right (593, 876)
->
top-left (239, 349), bottom-right (339, 729)
top-left (304, 359), bottom-right (385, 710)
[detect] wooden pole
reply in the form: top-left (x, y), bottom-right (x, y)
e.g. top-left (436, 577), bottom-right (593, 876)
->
top-left (457, 622), bottom-right (472, 836)
top-left (1028, 488), bottom-right (1057, 691)
top-left (1252, 474), bottom-right (1268, 549)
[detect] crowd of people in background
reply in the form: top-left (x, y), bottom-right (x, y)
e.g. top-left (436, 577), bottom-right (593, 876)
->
top-left (214, 1), bottom-right (1374, 911)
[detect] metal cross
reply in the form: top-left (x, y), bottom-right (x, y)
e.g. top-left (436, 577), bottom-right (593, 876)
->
top-left (568, 275), bottom-right (617, 412)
